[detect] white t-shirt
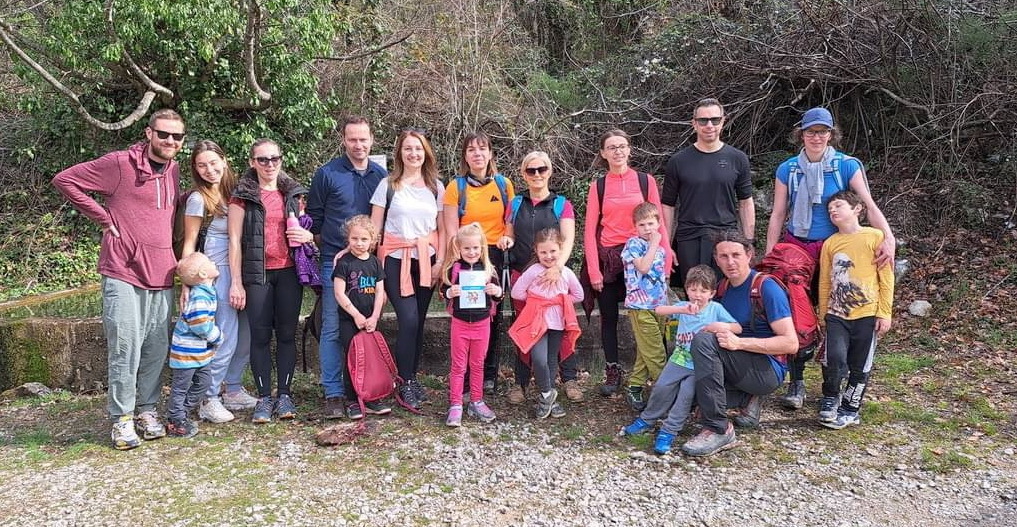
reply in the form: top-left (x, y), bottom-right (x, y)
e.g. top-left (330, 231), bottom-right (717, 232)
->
top-left (370, 177), bottom-right (444, 259)
top-left (185, 191), bottom-right (229, 264)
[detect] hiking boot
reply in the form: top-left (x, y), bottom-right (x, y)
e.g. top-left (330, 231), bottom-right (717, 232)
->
top-left (111, 416), bottom-right (141, 451)
top-left (467, 401), bottom-right (497, 423)
top-left (166, 418), bottom-right (199, 438)
top-left (364, 400), bottom-right (392, 416)
top-left (483, 379), bottom-right (496, 395)
top-left (550, 403), bottom-right (566, 418)
top-left (407, 379), bottom-right (428, 404)
top-left (323, 397), bottom-right (345, 420)
top-left (535, 389), bottom-right (558, 419)
top-left (446, 405), bottom-right (463, 427)
top-left (732, 395), bottom-right (762, 429)
top-left (681, 422), bottom-right (737, 457)
top-left (135, 411), bottom-right (166, 440)
top-left (599, 363), bottom-right (622, 396)
top-left (398, 383), bottom-right (421, 410)
top-left (345, 401), bottom-right (364, 420)
top-left (621, 417), bottom-right (653, 436)
top-left (654, 431), bottom-right (676, 455)
top-left (818, 396), bottom-right (840, 423)
top-left (199, 397), bottom-right (235, 424)
top-left (222, 388), bottom-right (259, 411)
top-left (780, 380), bottom-right (806, 410)
top-left (274, 394), bottom-right (297, 420)
top-left (507, 385), bottom-right (526, 405)
top-left (821, 410), bottom-right (861, 430)
top-left (626, 386), bottom-right (646, 412)
top-left (563, 380), bottom-right (584, 402)
top-left (251, 396), bottom-right (274, 424)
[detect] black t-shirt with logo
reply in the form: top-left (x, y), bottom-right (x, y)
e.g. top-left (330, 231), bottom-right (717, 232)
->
top-left (331, 252), bottom-right (383, 320)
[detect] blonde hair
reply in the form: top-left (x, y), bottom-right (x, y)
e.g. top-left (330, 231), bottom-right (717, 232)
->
top-left (176, 252), bottom-right (213, 286)
top-left (343, 214), bottom-right (378, 251)
top-left (442, 223), bottom-right (494, 285)
top-left (519, 151), bottom-right (552, 176)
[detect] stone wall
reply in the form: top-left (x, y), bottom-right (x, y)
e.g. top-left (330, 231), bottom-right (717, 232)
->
top-left (0, 312), bottom-right (636, 392)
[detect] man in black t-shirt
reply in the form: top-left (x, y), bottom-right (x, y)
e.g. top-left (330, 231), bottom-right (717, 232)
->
top-left (662, 98), bottom-right (755, 287)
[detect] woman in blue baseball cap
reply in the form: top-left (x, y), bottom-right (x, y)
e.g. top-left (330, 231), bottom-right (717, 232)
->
top-left (764, 106), bottom-right (896, 411)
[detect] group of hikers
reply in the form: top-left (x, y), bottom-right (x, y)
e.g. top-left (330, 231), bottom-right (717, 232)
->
top-left (52, 98), bottom-right (895, 457)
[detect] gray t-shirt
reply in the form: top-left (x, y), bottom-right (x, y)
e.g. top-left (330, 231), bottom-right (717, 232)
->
top-left (185, 192), bottom-right (229, 264)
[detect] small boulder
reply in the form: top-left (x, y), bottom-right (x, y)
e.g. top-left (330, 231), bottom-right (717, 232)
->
top-left (0, 382), bottom-right (53, 400)
top-left (908, 300), bottom-right (933, 317)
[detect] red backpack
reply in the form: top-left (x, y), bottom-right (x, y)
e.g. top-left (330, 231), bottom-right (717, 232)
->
top-left (315, 330), bottom-right (420, 445)
top-left (718, 243), bottom-right (821, 363)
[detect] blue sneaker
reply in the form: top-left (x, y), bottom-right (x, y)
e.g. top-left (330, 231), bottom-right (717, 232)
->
top-left (621, 417), bottom-right (652, 436)
top-left (252, 396), bottom-right (274, 424)
top-left (821, 410), bottom-right (861, 430)
top-left (654, 431), bottom-right (676, 455)
top-left (818, 396), bottom-right (840, 423)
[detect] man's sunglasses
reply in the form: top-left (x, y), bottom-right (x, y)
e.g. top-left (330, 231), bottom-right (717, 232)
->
top-left (253, 155), bottom-right (283, 166)
top-left (152, 129), bottom-right (186, 142)
top-left (524, 166), bottom-right (549, 176)
top-left (693, 117), bottom-right (724, 126)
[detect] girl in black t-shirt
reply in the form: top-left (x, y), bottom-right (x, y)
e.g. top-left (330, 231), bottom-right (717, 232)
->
top-left (332, 215), bottom-right (390, 419)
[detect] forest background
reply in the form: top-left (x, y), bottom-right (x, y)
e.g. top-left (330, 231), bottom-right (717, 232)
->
top-left (0, 0), bottom-right (1014, 302)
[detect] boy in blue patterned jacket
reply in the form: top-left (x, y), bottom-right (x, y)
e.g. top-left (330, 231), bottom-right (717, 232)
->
top-left (168, 252), bottom-right (224, 437)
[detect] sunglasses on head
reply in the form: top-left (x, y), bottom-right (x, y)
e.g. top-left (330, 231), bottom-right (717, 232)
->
top-left (694, 117), bottom-right (724, 126)
top-left (152, 129), bottom-right (186, 142)
top-left (253, 155), bottom-right (283, 166)
top-left (524, 166), bottom-right (549, 176)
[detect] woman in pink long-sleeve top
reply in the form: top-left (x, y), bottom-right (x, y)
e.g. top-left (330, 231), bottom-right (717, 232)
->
top-left (582, 129), bottom-right (672, 397)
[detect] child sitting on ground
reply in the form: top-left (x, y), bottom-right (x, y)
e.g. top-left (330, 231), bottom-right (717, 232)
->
top-left (620, 265), bottom-right (741, 454)
top-left (620, 202), bottom-right (670, 411)
top-left (168, 252), bottom-right (224, 438)
top-left (816, 190), bottom-right (895, 429)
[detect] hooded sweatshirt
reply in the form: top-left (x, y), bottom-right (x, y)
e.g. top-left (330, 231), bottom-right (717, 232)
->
top-left (52, 142), bottom-right (179, 289)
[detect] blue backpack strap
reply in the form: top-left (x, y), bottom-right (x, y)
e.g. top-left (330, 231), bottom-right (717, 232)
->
top-left (456, 175), bottom-right (467, 218)
top-left (493, 173), bottom-right (510, 212)
top-left (509, 195), bottom-right (523, 224)
top-left (551, 194), bottom-right (565, 219)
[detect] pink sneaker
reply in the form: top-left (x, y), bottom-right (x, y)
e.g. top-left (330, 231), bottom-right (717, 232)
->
top-left (446, 405), bottom-right (463, 427)
top-left (467, 401), bottom-right (496, 423)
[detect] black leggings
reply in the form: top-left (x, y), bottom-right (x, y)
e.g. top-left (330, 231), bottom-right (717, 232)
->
top-left (597, 279), bottom-right (626, 363)
top-left (483, 247), bottom-right (505, 382)
top-left (384, 256), bottom-right (435, 381)
top-left (246, 267), bottom-right (303, 397)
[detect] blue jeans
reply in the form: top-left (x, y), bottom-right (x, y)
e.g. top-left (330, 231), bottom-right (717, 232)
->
top-left (319, 255), bottom-right (344, 399)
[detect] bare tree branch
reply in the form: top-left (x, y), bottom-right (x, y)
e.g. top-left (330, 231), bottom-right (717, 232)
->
top-left (314, 32), bottom-right (413, 62)
top-left (103, 0), bottom-right (172, 100)
top-left (0, 18), bottom-right (157, 130)
top-left (210, 0), bottom-right (271, 111)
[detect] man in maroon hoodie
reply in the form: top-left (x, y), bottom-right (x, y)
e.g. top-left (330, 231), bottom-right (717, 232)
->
top-left (52, 109), bottom-right (186, 450)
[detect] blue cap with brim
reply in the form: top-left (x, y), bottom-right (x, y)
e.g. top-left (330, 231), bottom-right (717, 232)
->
top-left (801, 107), bottom-right (834, 129)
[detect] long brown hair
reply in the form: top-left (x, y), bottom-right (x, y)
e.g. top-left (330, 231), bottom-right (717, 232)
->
top-left (458, 131), bottom-right (498, 178)
top-left (188, 139), bottom-right (237, 217)
top-left (390, 129), bottom-right (440, 194)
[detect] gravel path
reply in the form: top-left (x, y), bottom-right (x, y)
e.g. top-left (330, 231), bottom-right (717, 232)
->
top-left (1, 394), bottom-right (1015, 527)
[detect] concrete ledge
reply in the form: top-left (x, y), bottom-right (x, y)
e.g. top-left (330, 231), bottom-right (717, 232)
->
top-left (0, 311), bottom-right (636, 392)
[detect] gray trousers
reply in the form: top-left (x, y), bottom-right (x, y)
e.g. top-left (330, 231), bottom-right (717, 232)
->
top-left (531, 330), bottom-right (564, 393)
top-left (102, 277), bottom-right (172, 418)
top-left (203, 263), bottom-right (250, 398)
top-left (168, 365), bottom-right (212, 422)
top-left (639, 362), bottom-right (695, 435)
top-left (691, 332), bottom-right (783, 434)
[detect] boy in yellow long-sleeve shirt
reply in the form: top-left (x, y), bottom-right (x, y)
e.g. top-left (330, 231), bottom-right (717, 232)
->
top-left (817, 190), bottom-right (895, 430)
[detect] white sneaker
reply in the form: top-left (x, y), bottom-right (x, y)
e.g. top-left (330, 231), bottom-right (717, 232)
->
top-left (199, 397), bottom-right (235, 423)
top-left (135, 411), bottom-right (166, 440)
top-left (222, 389), bottom-right (259, 411)
top-left (111, 416), bottom-right (141, 450)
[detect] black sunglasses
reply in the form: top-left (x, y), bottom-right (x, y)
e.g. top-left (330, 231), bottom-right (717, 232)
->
top-left (152, 129), bottom-right (186, 142)
top-left (693, 117), bottom-right (724, 126)
top-left (253, 155), bottom-right (283, 166)
top-left (524, 166), bottom-right (549, 176)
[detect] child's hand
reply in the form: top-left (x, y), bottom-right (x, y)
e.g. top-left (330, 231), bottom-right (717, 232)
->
top-left (447, 285), bottom-right (460, 298)
top-left (537, 266), bottom-right (562, 285)
top-left (354, 314), bottom-right (367, 330)
top-left (684, 302), bottom-right (701, 315)
top-left (875, 317), bottom-right (891, 336)
top-left (485, 283), bottom-right (501, 297)
top-left (364, 315), bottom-right (379, 333)
top-left (649, 231), bottom-right (662, 246)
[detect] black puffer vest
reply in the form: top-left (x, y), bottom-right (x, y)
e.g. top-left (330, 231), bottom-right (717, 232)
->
top-left (233, 169), bottom-right (308, 286)
top-left (509, 191), bottom-right (564, 272)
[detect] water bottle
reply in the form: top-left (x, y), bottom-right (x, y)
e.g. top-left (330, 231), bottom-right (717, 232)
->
top-left (286, 212), bottom-right (301, 248)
